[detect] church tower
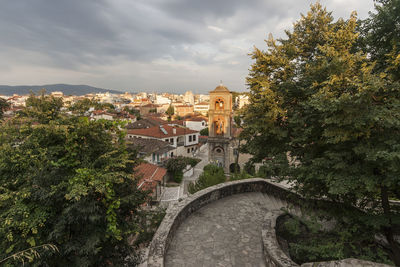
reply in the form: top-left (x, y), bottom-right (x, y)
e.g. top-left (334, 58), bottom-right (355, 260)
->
top-left (208, 83), bottom-right (232, 173)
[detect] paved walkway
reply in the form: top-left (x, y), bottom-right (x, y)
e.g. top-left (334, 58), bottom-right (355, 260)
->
top-left (165, 192), bottom-right (287, 267)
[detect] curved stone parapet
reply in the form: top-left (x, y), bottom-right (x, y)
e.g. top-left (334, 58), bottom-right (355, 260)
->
top-left (147, 178), bottom-right (300, 267)
top-left (146, 178), bottom-right (394, 267)
top-left (262, 210), bottom-right (299, 267)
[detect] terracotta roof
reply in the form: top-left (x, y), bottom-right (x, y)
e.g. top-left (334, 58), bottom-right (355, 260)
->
top-left (127, 124), bottom-right (198, 138)
top-left (185, 116), bottom-right (208, 122)
top-left (195, 102), bottom-right (209, 106)
top-left (135, 163), bottom-right (167, 191)
top-left (127, 138), bottom-right (174, 154)
top-left (211, 84), bottom-right (230, 93)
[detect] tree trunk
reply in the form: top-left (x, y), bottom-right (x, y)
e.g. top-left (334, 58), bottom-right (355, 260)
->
top-left (235, 139), bottom-right (240, 175)
top-left (380, 185), bottom-right (400, 266)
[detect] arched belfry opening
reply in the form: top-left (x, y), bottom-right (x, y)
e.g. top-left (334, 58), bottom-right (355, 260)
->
top-left (215, 98), bottom-right (224, 110)
top-left (208, 83), bottom-right (232, 173)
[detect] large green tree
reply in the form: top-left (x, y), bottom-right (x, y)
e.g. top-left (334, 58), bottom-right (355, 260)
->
top-left (0, 98), bottom-right (10, 120)
top-left (0, 94), bottom-right (149, 266)
top-left (241, 3), bottom-right (400, 264)
top-left (360, 0), bottom-right (400, 80)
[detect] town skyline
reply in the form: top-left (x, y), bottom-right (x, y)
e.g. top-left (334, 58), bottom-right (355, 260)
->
top-left (0, 0), bottom-right (375, 93)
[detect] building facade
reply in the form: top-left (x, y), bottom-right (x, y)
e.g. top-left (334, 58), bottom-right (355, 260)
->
top-left (208, 84), bottom-right (233, 173)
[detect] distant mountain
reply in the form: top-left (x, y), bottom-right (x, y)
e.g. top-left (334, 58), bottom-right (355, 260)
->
top-left (0, 84), bottom-right (125, 96)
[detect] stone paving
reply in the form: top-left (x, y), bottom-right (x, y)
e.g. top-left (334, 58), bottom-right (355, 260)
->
top-left (165, 192), bottom-right (285, 267)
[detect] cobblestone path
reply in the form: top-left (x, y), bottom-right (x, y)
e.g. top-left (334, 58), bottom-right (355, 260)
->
top-left (165, 192), bottom-right (286, 267)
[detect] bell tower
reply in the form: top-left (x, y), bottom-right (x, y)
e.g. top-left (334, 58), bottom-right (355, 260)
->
top-left (208, 83), bottom-right (232, 173)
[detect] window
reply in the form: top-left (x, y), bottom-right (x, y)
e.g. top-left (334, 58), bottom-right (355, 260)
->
top-left (202, 122), bottom-right (205, 126)
top-left (191, 147), bottom-right (194, 152)
top-left (189, 135), bottom-right (192, 142)
top-left (170, 138), bottom-right (173, 144)
top-left (193, 135), bottom-right (196, 141)
top-left (187, 148), bottom-right (190, 153)
top-left (165, 139), bottom-right (169, 142)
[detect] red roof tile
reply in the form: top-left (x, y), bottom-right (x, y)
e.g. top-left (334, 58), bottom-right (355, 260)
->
top-left (127, 124), bottom-right (198, 138)
top-left (135, 163), bottom-right (167, 190)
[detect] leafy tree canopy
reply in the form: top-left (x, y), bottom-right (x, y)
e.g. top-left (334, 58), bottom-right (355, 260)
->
top-left (0, 98), bottom-right (10, 120)
top-left (0, 93), bottom-right (149, 266)
top-left (241, 3), bottom-right (400, 264)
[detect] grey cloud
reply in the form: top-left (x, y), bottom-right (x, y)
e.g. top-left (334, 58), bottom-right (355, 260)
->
top-left (0, 0), bottom-right (375, 92)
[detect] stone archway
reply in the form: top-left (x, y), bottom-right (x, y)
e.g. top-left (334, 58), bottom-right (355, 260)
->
top-left (229, 163), bottom-right (240, 173)
top-left (213, 146), bottom-right (225, 167)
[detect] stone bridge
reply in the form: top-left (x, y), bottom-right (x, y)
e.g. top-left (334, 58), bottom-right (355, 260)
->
top-left (146, 178), bottom-right (392, 267)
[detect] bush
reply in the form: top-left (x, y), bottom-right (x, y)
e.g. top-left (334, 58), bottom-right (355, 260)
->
top-left (230, 170), bottom-right (252, 181)
top-left (164, 156), bottom-right (200, 183)
top-left (200, 127), bottom-right (209, 136)
top-left (244, 161), bottom-right (256, 176)
top-left (275, 214), bottom-right (394, 265)
top-left (188, 164), bottom-right (226, 194)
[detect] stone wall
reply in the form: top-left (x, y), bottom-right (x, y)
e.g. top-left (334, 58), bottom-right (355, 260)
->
top-left (146, 178), bottom-right (395, 267)
top-left (262, 210), bottom-right (299, 267)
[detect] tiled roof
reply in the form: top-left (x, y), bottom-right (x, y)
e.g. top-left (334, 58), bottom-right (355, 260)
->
top-left (127, 124), bottom-right (198, 138)
top-left (195, 102), bottom-right (209, 106)
top-left (185, 116), bottom-right (208, 122)
top-left (127, 137), bottom-right (174, 154)
top-left (135, 162), bottom-right (167, 190)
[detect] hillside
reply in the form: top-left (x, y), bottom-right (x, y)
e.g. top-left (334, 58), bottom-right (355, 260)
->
top-left (0, 84), bottom-right (125, 96)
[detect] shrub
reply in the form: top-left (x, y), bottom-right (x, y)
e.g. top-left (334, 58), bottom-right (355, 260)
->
top-left (188, 164), bottom-right (226, 194)
top-left (200, 127), bottom-right (209, 136)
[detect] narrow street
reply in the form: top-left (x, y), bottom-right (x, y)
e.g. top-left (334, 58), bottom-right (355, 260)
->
top-left (159, 143), bottom-right (209, 203)
top-left (181, 144), bottom-right (209, 197)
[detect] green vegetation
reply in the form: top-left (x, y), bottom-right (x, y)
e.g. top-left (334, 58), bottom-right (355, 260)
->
top-left (165, 105), bottom-right (174, 121)
top-left (241, 2), bottom-right (400, 264)
top-left (276, 214), bottom-right (393, 265)
top-left (165, 156), bottom-right (200, 183)
top-left (69, 97), bottom-right (115, 114)
top-left (0, 93), bottom-right (153, 266)
top-left (0, 98), bottom-right (10, 120)
top-left (188, 164), bottom-right (226, 194)
top-left (199, 127), bottom-right (209, 136)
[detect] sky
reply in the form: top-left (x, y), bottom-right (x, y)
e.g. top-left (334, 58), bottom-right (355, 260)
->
top-left (0, 0), bottom-right (376, 94)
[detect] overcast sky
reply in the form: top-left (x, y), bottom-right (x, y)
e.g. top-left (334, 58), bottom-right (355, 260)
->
top-left (0, 0), bottom-right (376, 93)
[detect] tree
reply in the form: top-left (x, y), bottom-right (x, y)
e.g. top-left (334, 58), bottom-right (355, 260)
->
top-left (165, 105), bottom-right (174, 122)
top-left (0, 94), bottom-right (149, 266)
top-left (69, 98), bottom-right (115, 115)
top-left (359, 0), bottom-right (400, 80)
top-left (241, 3), bottom-right (400, 264)
top-left (200, 127), bottom-right (209, 136)
top-left (188, 164), bottom-right (226, 194)
top-left (0, 98), bottom-right (10, 120)
top-left (21, 90), bottom-right (63, 124)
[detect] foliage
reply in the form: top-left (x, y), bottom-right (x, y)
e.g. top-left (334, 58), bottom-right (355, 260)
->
top-left (164, 156), bottom-right (200, 183)
top-left (0, 244), bottom-right (58, 266)
top-left (359, 0), bottom-right (400, 80)
top-left (257, 160), bottom-right (281, 178)
top-left (0, 93), bottom-right (150, 266)
top-left (200, 127), bottom-right (209, 136)
top-left (0, 98), bottom-right (10, 120)
top-left (230, 170), bottom-right (252, 181)
top-left (69, 98), bottom-right (115, 115)
top-left (20, 91), bottom-right (63, 123)
top-left (165, 105), bottom-right (174, 121)
top-left (244, 161), bottom-right (256, 176)
top-left (241, 3), bottom-right (400, 263)
top-left (188, 164), bottom-right (226, 194)
top-left (123, 106), bottom-right (141, 119)
top-left (276, 214), bottom-right (393, 265)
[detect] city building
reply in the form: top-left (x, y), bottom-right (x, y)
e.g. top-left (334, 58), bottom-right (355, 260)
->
top-left (127, 124), bottom-right (199, 157)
